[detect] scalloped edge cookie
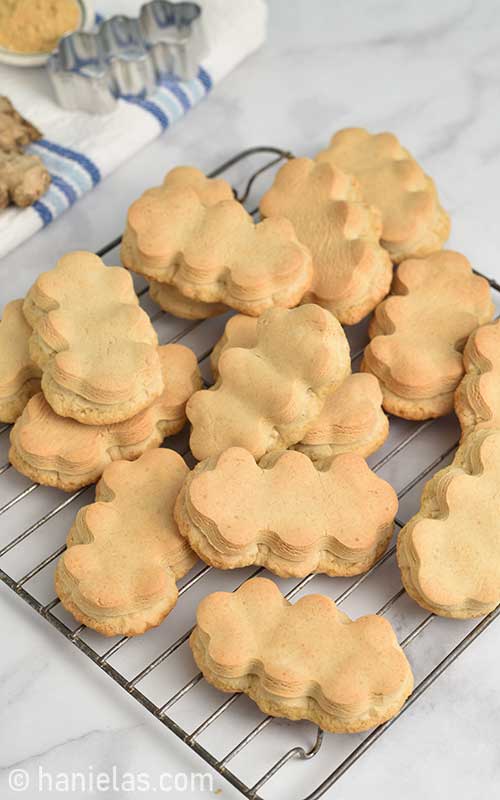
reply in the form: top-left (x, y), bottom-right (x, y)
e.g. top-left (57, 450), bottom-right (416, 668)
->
top-left (56, 449), bottom-right (197, 637)
top-left (316, 128), bottom-right (450, 263)
top-left (190, 577), bottom-right (414, 733)
top-left (362, 251), bottom-right (494, 419)
top-left (175, 447), bottom-right (397, 577)
top-left (24, 251), bottom-right (163, 425)
top-left (10, 344), bottom-right (201, 491)
top-left (260, 157), bottom-right (392, 324)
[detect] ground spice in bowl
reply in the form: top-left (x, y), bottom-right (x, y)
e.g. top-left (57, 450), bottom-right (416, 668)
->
top-left (0, 0), bottom-right (81, 54)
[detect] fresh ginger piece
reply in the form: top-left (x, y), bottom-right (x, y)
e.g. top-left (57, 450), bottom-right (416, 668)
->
top-left (0, 96), bottom-right (41, 153)
top-left (0, 151), bottom-right (51, 208)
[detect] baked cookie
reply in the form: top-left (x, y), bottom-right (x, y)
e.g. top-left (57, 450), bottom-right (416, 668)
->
top-left (362, 251), bottom-right (494, 420)
top-left (455, 319), bottom-right (500, 439)
top-left (187, 305), bottom-right (350, 461)
top-left (190, 577), bottom-right (414, 733)
top-left (260, 158), bottom-right (392, 324)
top-left (316, 128), bottom-right (450, 263)
top-left (148, 280), bottom-right (227, 320)
top-left (23, 251), bottom-right (163, 425)
top-left (10, 344), bottom-right (201, 491)
top-left (0, 299), bottom-right (41, 422)
top-left (293, 373), bottom-right (388, 461)
top-left (122, 167), bottom-right (233, 320)
top-left (211, 314), bottom-right (388, 461)
top-left (56, 449), bottom-right (197, 637)
top-left (398, 429), bottom-right (500, 618)
top-left (175, 447), bottom-right (397, 577)
top-left (121, 170), bottom-right (312, 317)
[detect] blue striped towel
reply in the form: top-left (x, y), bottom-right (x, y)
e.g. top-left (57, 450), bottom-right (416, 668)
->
top-left (0, 0), bottom-right (267, 259)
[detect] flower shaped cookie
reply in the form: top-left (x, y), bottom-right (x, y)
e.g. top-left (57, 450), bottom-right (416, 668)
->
top-left (56, 449), bottom-right (197, 636)
top-left (10, 344), bottom-right (201, 491)
top-left (260, 157), bottom-right (392, 324)
top-left (316, 128), bottom-right (450, 263)
top-left (211, 314), bottom-right (388, 461)
top-left (362, 251), bottom-right (494, 420)
top-left (187, 305), bottom-right (350, 461)
top-left (398, 429), bottom-right (500, 618)
top-left (190, 577), bottom-right (414, 733)
top-left (24, 251), bottom-right (162, 425)
top-left (175, 447), bottom-right (397, 576)
top-left (121, 167), bottom-right (313, 317)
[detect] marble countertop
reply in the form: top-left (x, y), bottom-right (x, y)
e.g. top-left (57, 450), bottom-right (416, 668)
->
top-left (1, 1), bottom-right (500, 798)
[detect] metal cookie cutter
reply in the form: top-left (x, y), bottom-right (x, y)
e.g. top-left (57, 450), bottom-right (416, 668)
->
top-left (47, 1), bottom-right (206, 114)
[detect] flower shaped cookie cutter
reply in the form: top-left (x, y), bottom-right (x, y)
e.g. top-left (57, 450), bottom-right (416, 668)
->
top-left (47, 1), bottom-right (206, 114)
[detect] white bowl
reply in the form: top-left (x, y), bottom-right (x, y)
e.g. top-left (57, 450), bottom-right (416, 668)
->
top-left (0, 0), bottom-right (94, 67)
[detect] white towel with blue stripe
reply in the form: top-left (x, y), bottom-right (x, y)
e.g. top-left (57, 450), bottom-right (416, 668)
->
top-left (0, 0), bottom-right (267, 259)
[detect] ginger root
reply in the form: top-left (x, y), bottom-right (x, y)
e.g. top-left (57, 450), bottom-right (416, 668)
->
top-left (0, 151), bottom-right (51, 209)
top-left (0, 96), bottom-right (42, 153)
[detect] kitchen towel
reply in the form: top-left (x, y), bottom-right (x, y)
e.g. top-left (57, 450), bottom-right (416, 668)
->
top-left (0, 0), bottom-right (267, 259)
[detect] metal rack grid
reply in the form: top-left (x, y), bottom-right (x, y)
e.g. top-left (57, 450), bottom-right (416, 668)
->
top-left (1, 146), bottom-right (499, 800)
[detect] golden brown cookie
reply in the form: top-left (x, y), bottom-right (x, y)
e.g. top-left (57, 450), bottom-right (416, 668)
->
top-left (362, 251), bottom-right (494, 420)
top-left (398, 429), bottom-right (500, 618)
top-left (316, 128), bottom-right (450, 263)
top-left (10, 344), bottom-right (201, 491)
top-left (211, 314), bottom-right (388, 461)
top-left (187, 305), bottom-right (350, 461)
top-left (260, 158), bottom-right (392, 324)
top-left (24, 251), bottom-right (163, 425)
top-left (122, 167), bottom-right (233, 320)
top-left (121, 168), bottom-right (312, 317)
top-left (0, 299), bottom-right (41, 422)
top-left (56, 449), bottom-right (197, 637)
top-left (175, 447), bottom-right (397, 576)
top-left (454, 319), bottom-right (500, 439)
top-left (190, 577), bottom-right (414, 733)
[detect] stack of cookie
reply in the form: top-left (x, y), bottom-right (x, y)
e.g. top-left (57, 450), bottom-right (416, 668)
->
top-left (121, 166), bottom-right (313, 320)
top-left (398, 318), bottom-right (500, 619)
top-left (1, 251), bottom-right (202, 491)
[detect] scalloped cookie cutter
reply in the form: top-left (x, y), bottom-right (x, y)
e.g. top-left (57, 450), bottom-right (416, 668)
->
top-left (47, 1), bottom-right (206, 113)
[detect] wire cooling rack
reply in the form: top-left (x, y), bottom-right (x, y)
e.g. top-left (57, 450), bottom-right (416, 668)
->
top-left (1, 146), bottom-right (500, 800)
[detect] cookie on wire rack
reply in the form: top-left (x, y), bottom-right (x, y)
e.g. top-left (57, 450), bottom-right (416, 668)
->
top-left (187, 304), bottom-right (350, 462)
top-left (10, 344), bottom-right (201, 491)
top-left (211, 313), bottom-right (389, 461)
top-left (175, 446), bottom-right (397, 577)
top-left (260, 157), bottom-right (392, 324)
top-left (121, 166), bottom-right (313, 317)
top-left (362, 251), bottom-right (494, 420)
top-left (56, 449), bottom-right (197, 637)
top-left (316, 127), bottom-right (450, 263)
top-left (23, 251), bottom-right (163, 425)
top-left (398, 428), bottom-right (500, 618)
top-left (190, 577), bottom-right (414, 733)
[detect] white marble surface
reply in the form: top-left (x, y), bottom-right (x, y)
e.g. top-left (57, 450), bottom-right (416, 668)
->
top-left (1, 1), bottom-right (500, 798)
